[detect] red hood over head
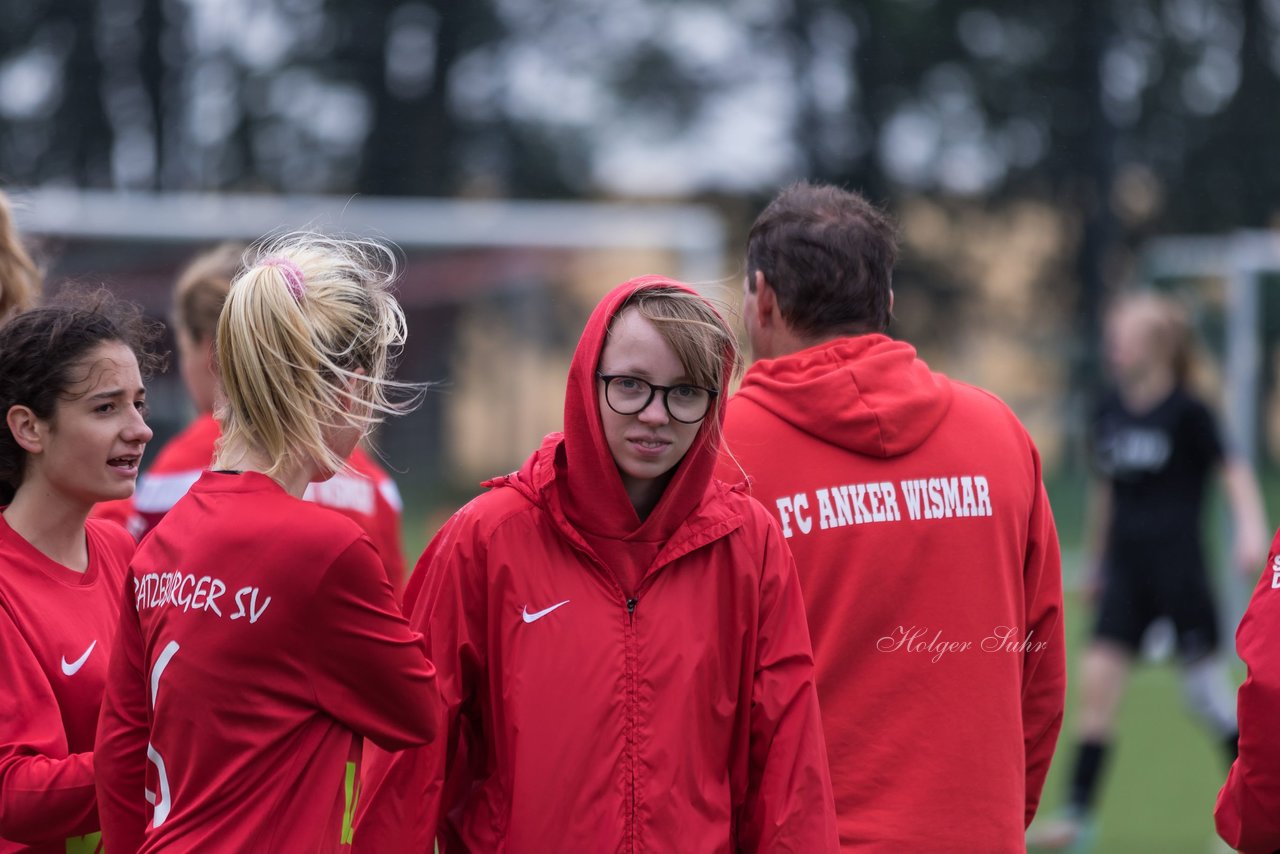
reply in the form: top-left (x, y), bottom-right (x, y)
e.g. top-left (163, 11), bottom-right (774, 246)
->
top-left (555, 275), bottom-right (730, 541)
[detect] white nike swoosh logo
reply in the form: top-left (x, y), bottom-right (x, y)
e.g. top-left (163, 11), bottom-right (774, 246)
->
top-left (61, 641), bottom-right (97, 676)
top-left (522, 600), bottom-right (570, 623)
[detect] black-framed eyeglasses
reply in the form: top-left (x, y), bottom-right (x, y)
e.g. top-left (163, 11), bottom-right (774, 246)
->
top-left (597, 373), bottom-right (719, 424)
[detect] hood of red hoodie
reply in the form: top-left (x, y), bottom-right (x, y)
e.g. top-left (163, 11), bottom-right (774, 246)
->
top-left (735, 334), bottom-right (953, 458)
top-left (485, 429), bottom-right (743, 559)
top-left (489, 276), bottom-right (731, 545)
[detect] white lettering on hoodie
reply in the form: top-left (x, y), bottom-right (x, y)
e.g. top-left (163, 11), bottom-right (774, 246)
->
top-left (775, 475), bottom-right (992, 538)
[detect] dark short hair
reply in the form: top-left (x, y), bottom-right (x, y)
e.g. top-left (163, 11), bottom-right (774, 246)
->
top-left (746, 182), bottom-right (899, 335)
top-left (0, 288), bottom-right (166, 503)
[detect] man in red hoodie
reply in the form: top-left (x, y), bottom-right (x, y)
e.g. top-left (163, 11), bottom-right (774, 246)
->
top-left (717, 182), bottom-right (1066, 852)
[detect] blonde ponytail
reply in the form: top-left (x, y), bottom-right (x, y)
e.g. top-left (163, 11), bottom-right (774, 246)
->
top-left (0, 191), bottom-right (41, 320)
top-left (214, 233), bottom-right (423, 480)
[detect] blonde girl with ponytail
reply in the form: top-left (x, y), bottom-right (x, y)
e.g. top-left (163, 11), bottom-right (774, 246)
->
top-left (95, 234), bottom-right (440, 854)
top-left (212, 237), bottom-right (418, 487)
top-left (101, 242), bottom-right (409, 591)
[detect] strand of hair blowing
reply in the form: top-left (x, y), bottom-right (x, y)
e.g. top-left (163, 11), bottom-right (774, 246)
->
top-left (0, 191), bottom-right (41, 320)
top-left (214, 235), bottom-right (422, 481)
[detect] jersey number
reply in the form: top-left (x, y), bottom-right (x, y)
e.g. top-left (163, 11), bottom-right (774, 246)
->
top-left (144, 640), bottom-right (180, 827)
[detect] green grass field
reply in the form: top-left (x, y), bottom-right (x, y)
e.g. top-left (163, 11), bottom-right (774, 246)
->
top-left (400, 466), bottom-right (1274, 852)
top-left (1032, 591), bottom-right (1232, 853)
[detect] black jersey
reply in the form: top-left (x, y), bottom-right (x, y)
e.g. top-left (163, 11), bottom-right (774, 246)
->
top-left (1092, 386), bottom-right (1224, 546)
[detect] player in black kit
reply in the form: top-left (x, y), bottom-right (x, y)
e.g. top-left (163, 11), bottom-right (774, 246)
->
top-left (1031, 293), bottom-right (1268, 851)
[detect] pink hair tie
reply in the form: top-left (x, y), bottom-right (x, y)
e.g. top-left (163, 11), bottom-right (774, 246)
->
top-left (261, 257), bottom-right (306, 301)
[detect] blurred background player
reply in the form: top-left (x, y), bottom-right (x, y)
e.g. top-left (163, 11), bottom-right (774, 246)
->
top-left (1032, 292), bottom-right (1268, 850)
top-left (356, 277), bottom-right (836, 852)
top-left (94, 243), bottom-right (407, 591)
top-left (0, 292), bottom-right (159, 853)
top-left (94, 234), bottom-right (438, 853)
top-left (717, 182), bottom-right (1065, 852)
top-left (0, 190), bottom-right (41, 320)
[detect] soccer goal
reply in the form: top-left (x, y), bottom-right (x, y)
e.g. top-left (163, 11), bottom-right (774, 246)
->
top-left (11, 188), bottom-right (731, 516)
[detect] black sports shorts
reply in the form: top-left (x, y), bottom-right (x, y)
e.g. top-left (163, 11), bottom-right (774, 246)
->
top-left (1093, 536), bottom-right (1219, 662)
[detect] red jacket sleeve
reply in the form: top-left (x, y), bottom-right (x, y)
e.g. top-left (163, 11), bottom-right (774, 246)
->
top-left (94, 571), bottom-right (151, 853)
top-left (739, 512), bottom-right (839, 852)
top-left (1215, 541), bottom-right (1280, 853)
top-left (1021, 454), bottom-right (1067, 826)
top-left (0, 612), bottom-right (98, 844)
top-left (355, 512), bottom-right (485, 854)
top-left (306, 537), bottom-right (440, 751)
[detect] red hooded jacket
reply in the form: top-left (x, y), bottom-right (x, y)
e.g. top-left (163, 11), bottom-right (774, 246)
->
top-left (717, 335), bottom-right (1065, 853)
top-left (1215, 530), bottom-right (1280, 853)
top-left (356, 277), bottom-right (837, 852)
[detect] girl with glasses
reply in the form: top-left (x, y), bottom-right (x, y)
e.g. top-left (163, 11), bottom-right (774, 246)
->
top-left (357, 276), bottom-right (836, 851)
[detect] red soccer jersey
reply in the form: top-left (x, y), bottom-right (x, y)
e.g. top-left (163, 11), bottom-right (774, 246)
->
top-left (94, 471), bottom-right (439, 854)
top-left (0, 514), bottom-right (135, 854)
top-left (89, 500), bottom-right (131, 533)
top-left (304, 447), bottom-right (407, 593)
top-left (99, 414), bottom-right (408, 590)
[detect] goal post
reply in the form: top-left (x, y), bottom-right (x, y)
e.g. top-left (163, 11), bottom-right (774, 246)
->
top-left (9, 188), bottom-right (731, 511)
top-left (1140, 229), bottom-right (1280, 624)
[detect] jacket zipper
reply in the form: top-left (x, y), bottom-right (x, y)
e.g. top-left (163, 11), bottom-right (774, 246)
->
top-left (572, 538), bottom-right (648, 852)
top-left (625, 594), bottom-right (639, 852)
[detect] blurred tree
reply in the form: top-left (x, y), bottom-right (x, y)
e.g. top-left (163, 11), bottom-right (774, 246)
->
top-left (1182, 0), bottom-right (1280, 229)
top-left (62, 0), bottom-right (113, 185)
top-left (4, 0), bottom-right (1279, 220)
top-left (139, 0), bottom-right (165, 189)
top-left (4, 0), bottom-right (1280, 343)
top-left (0, 0), bottom-right (112, 185)
top-left (350, 1), bottom-right (501, 195)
